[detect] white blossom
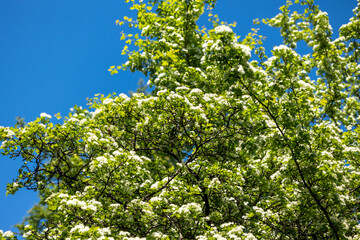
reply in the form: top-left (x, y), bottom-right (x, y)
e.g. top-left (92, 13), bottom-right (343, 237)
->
top-left (3, 231), bottom-right (14, 238)
top-left (70, 224), bottom-right (90, 233)
top-left (87, 132), bottom-right (98, 143)
top-left (40, 112), bottom-right (52, 119)
top-left (119, 93), bottom-right (129, 99)
top-left (150, 196), bottom-right (162, 202)
top-left (103, 98), bottom-right (114, 105)
top-left (22, 231), bottom-right (32, 238)
top-left (273, 44), bottom-right (290, 51)
top-left (98, 227), bottom-right (111, 236)
top-left (237, 65), bottom-right (245, 74)
top-left (214, 25), bottom-right (233, 34)
top-left (176, 202), bottom-right (202, 214)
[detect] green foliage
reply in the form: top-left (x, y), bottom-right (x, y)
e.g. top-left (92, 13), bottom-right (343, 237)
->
top-left (15, 116), bottom-right (25, 128)
top-left (129, 78), bottom-right (151, 96)
top-left (1, 0), bottom-right (360, 239)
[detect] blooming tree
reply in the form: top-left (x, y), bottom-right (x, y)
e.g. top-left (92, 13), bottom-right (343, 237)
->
top-left (1, 0), bottom-right (360, 239)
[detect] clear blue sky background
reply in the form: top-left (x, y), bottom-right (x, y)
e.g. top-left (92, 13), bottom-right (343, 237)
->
top-left (0, 0), bottom-right (357, 233)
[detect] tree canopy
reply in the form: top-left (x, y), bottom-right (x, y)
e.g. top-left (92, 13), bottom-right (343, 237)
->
top-left (1, 0), bottom-right (360, 239)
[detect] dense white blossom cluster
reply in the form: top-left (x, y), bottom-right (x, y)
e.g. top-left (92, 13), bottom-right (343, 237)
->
top-left (0, 230), bottom-right (14, 238)
top-left (40, 112), bottom-right (52, 119)
top-left (214, 25), bottom-right (233, 34)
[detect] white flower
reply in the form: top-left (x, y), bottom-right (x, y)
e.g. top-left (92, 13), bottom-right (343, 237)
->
top-left (70, 224), bottom-right (90, 233)
top-left (244, 233), bottom-right (257, 240)
top-left (157, 89), bottom-right (168, 96)
top-left (62, 197), bottom-right (100, 212)
top-left (214, 25), bottom-right (233, 34)
top-left (3, 231), bottom-right (14, 237)
top-left (119, 93), bottom-right (129, 99)
top-left (150, 196), bottom-right (162, 202)
top-left (40, 112), bottom-right (52, 119)
top-left (213, 234), bottom-right (227, 240)
top-left (196, 236), bottom-right (208, 240)
top-left (264, 56), bottom-right (277, 67)
top-left (98, 227), bottom-right (111, 236)
top-left (23, 231), bottom-right (32, 238)
top-left (0, 140), bottom-right (7, 148)
top-left (220, 222), bottom-right (234, 228)
top-left (150, 181), bottom-right (159, 189)
top-left (152, 232), bottom-right (168, 238)
top-left (119, 231), bottom-right (131, 236)
top-left (209, 178), bottom-right (221, 189)
top-left (67, 117), bottom-right (79, 122)
top-left (4, 128), bottom-right (15, 138)
top-left (110, 203), bottom-right (121, 209)
top-left (270, 171), bottom-right (280, 180)
top-left (92, 108), bottom-right (103, 118)
top-left (113, 150), bottom-right (122, 156)
top-left (103, 98), bottom-right (114, 105)
top-left (87, 132), bottom-right (98, 143)
top-left (97, 156), bottom-right (108, 165)
top-left (176, 86), bottom-right (190, 91)
top-left (236, 44), bottom-right (251, 57)
top-left (273, 44), bottom-right (290, 52)
top-left (237, 65), bottom-right (245, 74)
top-left (190, 88), bottom-right (203, 95)
top-left (176, 202), bottom-right (202, 214)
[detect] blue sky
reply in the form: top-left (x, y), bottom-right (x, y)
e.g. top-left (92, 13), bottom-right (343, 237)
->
top-left (0, 0), bottom-right (357, 233)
